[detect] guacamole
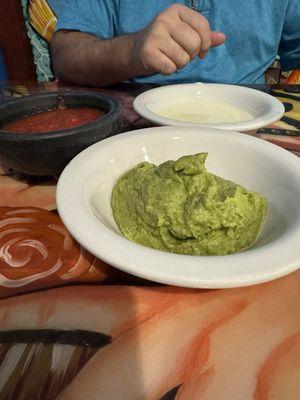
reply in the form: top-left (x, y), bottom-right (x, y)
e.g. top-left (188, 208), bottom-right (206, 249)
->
top-left (111, 153), bottom-right (267, 256)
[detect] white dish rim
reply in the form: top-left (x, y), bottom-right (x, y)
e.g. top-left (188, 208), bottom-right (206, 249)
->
top-left (133, 83), bottom-right (285, 132)
top-left (56, 126), bottom-right (300, 288)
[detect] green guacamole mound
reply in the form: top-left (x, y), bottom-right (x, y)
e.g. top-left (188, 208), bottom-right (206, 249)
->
top-left (111, 153), bottom-right (267, 256)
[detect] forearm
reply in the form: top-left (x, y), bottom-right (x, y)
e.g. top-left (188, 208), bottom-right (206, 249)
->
top-left (51, 31), bottom-right (144, 87)
top-left (50, 5), bottom-right (226, 87)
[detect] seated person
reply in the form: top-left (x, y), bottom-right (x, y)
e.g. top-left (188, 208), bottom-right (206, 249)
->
top-left (50, 0), bottom-right (300, 87)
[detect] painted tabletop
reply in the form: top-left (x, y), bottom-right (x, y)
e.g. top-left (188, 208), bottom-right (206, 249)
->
top-left (0, 82), bottom-right (299, 400)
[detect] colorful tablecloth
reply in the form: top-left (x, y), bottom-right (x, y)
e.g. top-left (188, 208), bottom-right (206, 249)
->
top-left (0, 83), bottom-right (299, 400)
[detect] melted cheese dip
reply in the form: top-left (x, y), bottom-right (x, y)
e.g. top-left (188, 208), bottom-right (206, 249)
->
top-left (153, 99), bottom-right (253, 124)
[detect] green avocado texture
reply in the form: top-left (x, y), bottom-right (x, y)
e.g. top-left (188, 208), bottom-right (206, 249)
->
top-left (111, 153), bottom-right (267, 255)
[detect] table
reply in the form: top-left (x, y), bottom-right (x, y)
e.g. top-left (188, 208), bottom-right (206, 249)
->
top-left (0, 82), bottom-right (299, 400)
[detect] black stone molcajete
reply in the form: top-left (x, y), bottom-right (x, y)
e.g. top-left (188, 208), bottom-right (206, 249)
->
top-left (0, 91), bottom-right (122, 176)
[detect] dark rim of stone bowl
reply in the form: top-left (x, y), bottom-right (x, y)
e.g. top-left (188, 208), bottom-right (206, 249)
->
top-left (0, 91), bottom-right (122, 141)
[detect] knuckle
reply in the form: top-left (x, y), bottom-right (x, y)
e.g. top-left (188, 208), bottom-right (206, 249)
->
top-left (152, 19), bottom-right (172, 39)
top-left (176, 52), bottom-right (190, 68)
top-left (149, 20), bottom-right (165, 39)
top-left (198, 14), bottom-right (210, 29)
top-left (140, 42), bottom-right (155, 61)
top-left (188, 34), bottom-right (201, 53)
top-left (155, 15), bottom-right (174, 32)
top-left (161, 61), bottom-right (177, 75)
top-left (153, 18), bottom-right (166, 28)
top-left (168, 3), bottom-right (183, 13)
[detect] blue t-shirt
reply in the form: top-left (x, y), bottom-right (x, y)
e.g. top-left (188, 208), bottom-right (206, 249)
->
top-left (54, 0), bottom-right (300, 84)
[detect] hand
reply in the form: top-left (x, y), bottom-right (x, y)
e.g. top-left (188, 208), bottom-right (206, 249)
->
top-left (132, 4), bottom-right (226, 76)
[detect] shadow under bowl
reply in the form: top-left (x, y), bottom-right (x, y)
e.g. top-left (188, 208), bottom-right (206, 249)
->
top-left (0, 91), bottom-right (122, 176)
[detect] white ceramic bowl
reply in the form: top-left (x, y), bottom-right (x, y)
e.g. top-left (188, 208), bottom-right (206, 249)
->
top-left (133, 83), bottom-right (285, 132)
top-left (57, 126), bottom-right (300, 288)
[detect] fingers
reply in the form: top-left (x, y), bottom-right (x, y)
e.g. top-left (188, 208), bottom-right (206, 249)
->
top-left (140, 45), bottom-right (177, 75)
top-left (211, 31), bottom-right (227, 47)
top-left (176, 7), bottom-right (212, 58)
top-left (169, 21), bottom-right (202, 59)
top-left (136, 4), bottom-right (227, 76)
top-left (159, 38), bottom-right (191, 70)
top-left (162, 5), bottom-right (226, 60)
top-left (154, 51), bottom-right (178, 75)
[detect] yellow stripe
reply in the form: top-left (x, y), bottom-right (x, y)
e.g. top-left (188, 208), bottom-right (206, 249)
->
top-left (28, 0), bottom-right (57, 41)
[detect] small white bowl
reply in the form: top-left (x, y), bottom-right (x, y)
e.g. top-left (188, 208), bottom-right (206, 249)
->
top-left (133, 83), bottom-right (285, 132)
top-left (57, 126), bottom-right (300, 288)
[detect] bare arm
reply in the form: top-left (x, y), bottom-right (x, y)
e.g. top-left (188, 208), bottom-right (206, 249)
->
top-left (51, 31), bottom-right (143, 87)
top-left (50, 4), bottom-right (226, 87)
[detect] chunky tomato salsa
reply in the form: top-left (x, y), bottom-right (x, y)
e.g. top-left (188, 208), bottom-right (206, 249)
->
top-left (1, 107), bottom-right (105, 134)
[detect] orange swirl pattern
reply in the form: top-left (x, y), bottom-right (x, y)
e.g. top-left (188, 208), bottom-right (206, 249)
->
top-left (0, 207), bottom-right (109, 298)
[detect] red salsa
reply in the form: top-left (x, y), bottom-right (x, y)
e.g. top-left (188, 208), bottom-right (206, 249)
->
top-left (1, 107), bottom-right (105, 134)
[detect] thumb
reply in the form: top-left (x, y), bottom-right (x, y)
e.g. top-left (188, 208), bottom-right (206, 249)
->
top-left (211, 31), bottom-right (226, 47)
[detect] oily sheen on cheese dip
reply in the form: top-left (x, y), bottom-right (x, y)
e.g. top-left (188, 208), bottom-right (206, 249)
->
top-left (111, 153), bottom-right (267, 256)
